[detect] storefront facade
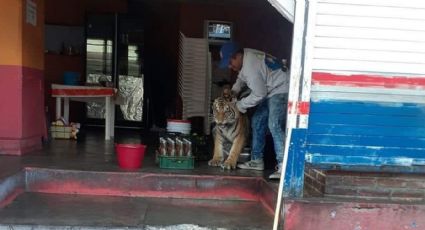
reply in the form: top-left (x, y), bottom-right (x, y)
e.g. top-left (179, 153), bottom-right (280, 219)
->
top-left (280, 0), bottom-right (425, 197)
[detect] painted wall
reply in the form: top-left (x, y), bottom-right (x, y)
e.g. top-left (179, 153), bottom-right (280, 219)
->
top-left (303, 0), bottom-right (425, 169)
top-left (179, 2), bottom-right (293, 61)
top-left (0, 0), bottom-right (24, 139)
top-left (22, 0), bottom-right (45, 140)
top-left (0, 0), bottom-right (45, 155)
top-left (22, 0), bottom-right (44, 70)
top-left (284, 200), bottom-right (425, 230)
top-left (310, 1), bottom-right (425, 75)
top-left (0, 0), bottom-right (23, 65)
top-left (0, 68), bottom-right (22, 139)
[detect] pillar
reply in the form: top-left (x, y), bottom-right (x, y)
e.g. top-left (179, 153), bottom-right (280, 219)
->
top-left (0, 0), bottom-right (45, 155)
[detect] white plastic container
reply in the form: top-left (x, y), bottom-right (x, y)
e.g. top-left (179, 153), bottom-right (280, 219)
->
top-left (166, 119), bottom-right (191, 134)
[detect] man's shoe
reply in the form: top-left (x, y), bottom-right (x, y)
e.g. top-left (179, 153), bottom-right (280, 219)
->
top-left (269, 168), bottom-right (282, 180)
top-left (237, 159), bottom-right (264, 171)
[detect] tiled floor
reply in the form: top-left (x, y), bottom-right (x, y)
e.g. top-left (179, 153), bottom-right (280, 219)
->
top-left (4, 127), bottom-right (274, 178)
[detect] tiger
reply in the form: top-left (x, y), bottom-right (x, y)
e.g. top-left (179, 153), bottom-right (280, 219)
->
top-left (208, 95), bottom-right (249, 170)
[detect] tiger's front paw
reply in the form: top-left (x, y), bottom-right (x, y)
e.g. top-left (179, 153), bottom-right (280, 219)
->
top-left (208, 158), bottom-right (222, 167)
top-left (221, 159), bottom-right (237, 170)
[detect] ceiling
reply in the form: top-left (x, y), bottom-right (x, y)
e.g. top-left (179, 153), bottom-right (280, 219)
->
top-left (135, 0), bottom-right (266, 7)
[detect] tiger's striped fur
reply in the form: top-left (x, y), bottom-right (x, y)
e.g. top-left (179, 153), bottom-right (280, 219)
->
top-left (208, 96), bottom-right (249, 170)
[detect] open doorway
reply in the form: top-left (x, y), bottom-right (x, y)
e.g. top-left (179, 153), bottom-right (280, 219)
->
top-left (43, 0), bottom-right (294, 162)
top-left (148, 0), bottom-right (294, 169)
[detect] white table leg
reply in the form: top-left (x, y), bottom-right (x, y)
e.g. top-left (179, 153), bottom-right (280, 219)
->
top-left (105, 96), bottom-right (111, 140)
top-left (56, 97), bottom-right (61, 119)
top-left (64, 98), bottom-right (70, 123)
top-left (110, 98), bottom-right (115, 137)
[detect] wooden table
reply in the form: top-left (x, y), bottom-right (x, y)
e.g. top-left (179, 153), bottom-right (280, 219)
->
top-left (51, 84), bottom-right (116, 140)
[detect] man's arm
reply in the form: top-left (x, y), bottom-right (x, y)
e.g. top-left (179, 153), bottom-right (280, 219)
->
top-left (231, 77), bottom-right (246, 96)
top-left (236, 71), bottom-right (267, 113)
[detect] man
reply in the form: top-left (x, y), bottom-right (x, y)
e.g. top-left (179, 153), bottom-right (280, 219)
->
top-left (219, 42), bottom-right (289, 179)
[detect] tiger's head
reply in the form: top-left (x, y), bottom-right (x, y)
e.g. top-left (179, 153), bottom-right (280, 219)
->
top-left (212, 97), bottom-right (239, 128)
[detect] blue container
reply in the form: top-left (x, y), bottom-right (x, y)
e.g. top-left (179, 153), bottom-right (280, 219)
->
top-left (63, 72), bottom-right (80, 85)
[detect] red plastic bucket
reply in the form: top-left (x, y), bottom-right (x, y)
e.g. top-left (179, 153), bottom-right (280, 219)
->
top-left (115, 144), bottom-right (147, 169)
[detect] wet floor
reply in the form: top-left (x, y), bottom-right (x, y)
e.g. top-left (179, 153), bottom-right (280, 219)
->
top-left (1, 127), bottom-right (273, 178)
top-left (0, 127), bottom-right (277, 229)
top-left (0, 192), bottom-right (272, 229)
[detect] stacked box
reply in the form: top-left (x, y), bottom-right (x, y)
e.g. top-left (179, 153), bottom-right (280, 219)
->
top-left (51, 126), bottom-right (72, 139)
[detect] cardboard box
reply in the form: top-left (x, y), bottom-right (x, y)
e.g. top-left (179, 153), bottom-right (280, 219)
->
top-left (51, 125), bottom-right (72, 139)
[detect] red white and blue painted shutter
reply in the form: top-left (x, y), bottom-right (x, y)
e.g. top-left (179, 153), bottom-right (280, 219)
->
top-left (302, 0), bottom-right (425, 167)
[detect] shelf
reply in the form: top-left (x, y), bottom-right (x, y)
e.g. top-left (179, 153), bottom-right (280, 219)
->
top-left (45, 53), bottom-right (83, 57)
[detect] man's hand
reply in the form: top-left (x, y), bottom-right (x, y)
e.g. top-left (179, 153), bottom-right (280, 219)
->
top-left (222, 87), bottom-right (236, 102)
top-left (236, 101), bottom-right (247, 114)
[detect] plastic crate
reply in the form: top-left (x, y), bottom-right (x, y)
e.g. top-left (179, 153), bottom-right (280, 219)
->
top-left (159, 155), bottom-right (194, 169)
top-left (50, 125), bottom-right (72, 139)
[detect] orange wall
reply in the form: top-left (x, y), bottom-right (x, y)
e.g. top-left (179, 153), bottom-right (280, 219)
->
top-left (22, 0), bottom-right (45, 70)
top-left (0, 0), bottom-right (46, 154)
top-left (0, 0), bottom-right (23, 65)
top-left (0, 0), bottom-right (45, 69)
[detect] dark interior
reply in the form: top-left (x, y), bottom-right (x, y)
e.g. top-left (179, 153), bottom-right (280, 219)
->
top-left (43, 0), bottom-right (293, 170)
top-left (44, 0), bottom-right (293, 128)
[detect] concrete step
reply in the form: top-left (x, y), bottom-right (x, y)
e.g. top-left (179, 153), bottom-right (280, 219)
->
top-left (0, 167), bottom-right (277, 229)
top-left (283, 198), bottom-right (425, 230)
top-left (0, 192), bottom-right (272, 230)
top-left (325, 171), bottom-right (425, 201)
